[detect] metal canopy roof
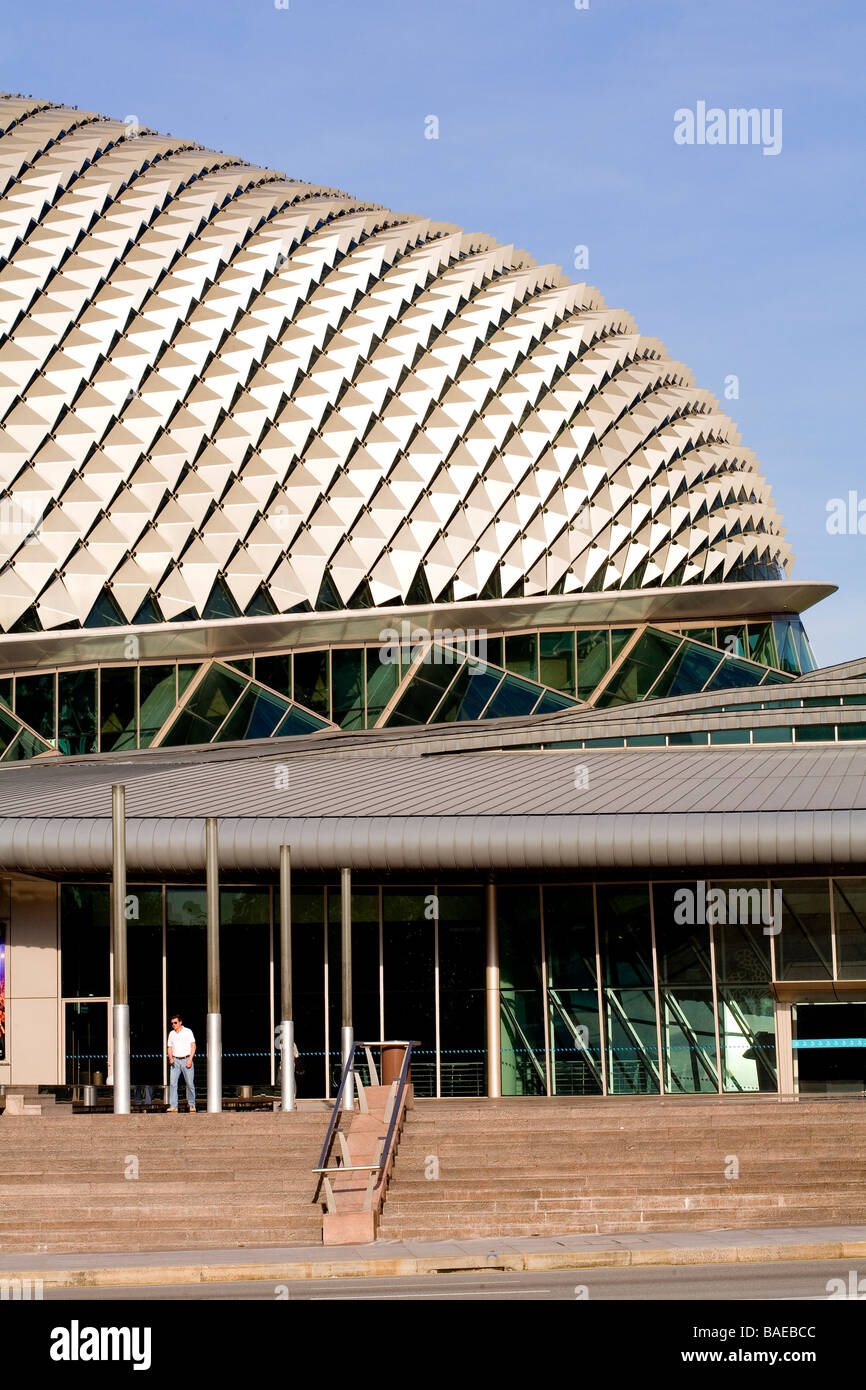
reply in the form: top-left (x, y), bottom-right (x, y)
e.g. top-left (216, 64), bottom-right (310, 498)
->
top-left (0, 739), bottom-right (864, 875)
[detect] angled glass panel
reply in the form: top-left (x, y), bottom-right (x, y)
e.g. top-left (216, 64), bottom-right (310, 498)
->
top-left (383, 652), bottom-right (462, 727)
top-left (365, 646), bottom-right (400, 725)
top-left (703, 655), bottom-right (767, 691)
top-left (747, 621), bottom-right (778, 668)
top-left (647, 641), bottom-right (722, 699)
top-left (576, 629), bottom-right (611, 701)
top-left (482, 673), bottom-right (544, 719)
top-left (773, 619), bottom-right (801, 675)
top-left (533, 689), bottom-right (580, 714)
top-left (429, 661), bottom-right (501, 724)
top-left (539, 631), bottom-right (575, 695)
top-left (273, 705), bottom-right (332, 737)
top-left (792, 618), bottom-right (817, 673)
top-left (593, 629), bottom-right (680, 708)
top-left (0, 706), bottom-right (19, 756)
top-left (3, 728), bottom-right (53, 760)
top-left (215, 685), bottom-right (289, 742)
top-left (139, 665), bottom-right (177, 748)
top-left (157, 664), bottom-right (247, 747)
top-left (760, 668), bottom-right (796, 686)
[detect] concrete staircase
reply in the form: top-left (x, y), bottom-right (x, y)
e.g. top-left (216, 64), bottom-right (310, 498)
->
top-left (0, 1111), bottom-right (328, 1254)
top-left (377, 1096), bottom-right (866, 1240)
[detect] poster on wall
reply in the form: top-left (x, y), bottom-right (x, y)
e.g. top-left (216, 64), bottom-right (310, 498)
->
top-left (0, 921), bottom-right (5, 1062)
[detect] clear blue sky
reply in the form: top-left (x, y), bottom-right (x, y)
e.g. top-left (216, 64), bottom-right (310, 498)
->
top-left (4, 0), bottom-right (864, 664)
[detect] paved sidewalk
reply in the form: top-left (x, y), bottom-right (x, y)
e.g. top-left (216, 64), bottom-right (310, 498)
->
top-left (3, 1224), bottom-right (866, 1288)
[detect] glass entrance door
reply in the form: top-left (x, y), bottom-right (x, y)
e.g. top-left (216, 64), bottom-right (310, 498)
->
top-left (793, 1002), bottom-right (866, 1094)
top-left (64, 1000), bottom-right (109, 1086)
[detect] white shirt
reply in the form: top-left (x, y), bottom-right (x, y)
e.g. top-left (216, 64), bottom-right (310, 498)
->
top-left (167, 1026), bottom-right (195, 1058)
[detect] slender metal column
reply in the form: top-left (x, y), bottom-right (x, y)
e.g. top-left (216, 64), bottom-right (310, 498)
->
top-left (206, 817), bottom-right (222, 1113)
top-left (341, 867), bottom-right (354, 1110)
top-left (279, 844), bottom-right (295, 1111)
top-left (485, 880), bottom-right (501, 1098)
top-left (111, 784), bottom-right (130, 1114)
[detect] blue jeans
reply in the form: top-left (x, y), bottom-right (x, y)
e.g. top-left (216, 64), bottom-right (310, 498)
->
top-left (169, 1060), bottom-right (195, 1108)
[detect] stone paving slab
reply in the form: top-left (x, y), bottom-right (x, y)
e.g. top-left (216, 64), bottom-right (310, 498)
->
top-left (4, 1224), bottom-right (866, 1287)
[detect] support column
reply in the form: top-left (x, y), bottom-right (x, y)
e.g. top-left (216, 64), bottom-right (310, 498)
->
top-left (341, 867), bottom-right (354, 1110)
top-left (206, 818), bottom-right (222, 1113)
top-left (111, 784), bottom-right (130, 1115)
top-left (279, 844), bottom-right (295, 1112)
top-left (775, 999), bottom-right (795, 1097)
top-left (485, 880), bottom-right (501, 1099)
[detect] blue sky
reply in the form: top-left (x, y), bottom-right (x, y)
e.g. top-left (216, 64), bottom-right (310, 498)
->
top-left (4, 0), bottom-right (864, 664)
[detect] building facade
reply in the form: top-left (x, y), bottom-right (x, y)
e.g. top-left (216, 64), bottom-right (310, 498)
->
top-left (0, 93), bottom-right (863, 1101)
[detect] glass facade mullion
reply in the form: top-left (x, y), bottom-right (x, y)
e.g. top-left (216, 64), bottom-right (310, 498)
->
top-left (539, 885), bottom-right (552, 1097)
top-left (592, 884), bottom-right (607, 1096)
top-left (708, 913), bottom-right (724, 1095)
top-left (648, 883), bottom-right (664, 1095)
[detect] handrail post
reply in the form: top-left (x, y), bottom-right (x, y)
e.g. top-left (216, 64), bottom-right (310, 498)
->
top-left (111, 785), bottom-right (130, 1115)
top-left (206, 817), bottom-right (222, 1113)
top-left (341, 867), bottom-right (354, 1111)
top-left (486, 879), bottom-right (501, 1098)
top-left (279, 844), bottom-right (295, 1111)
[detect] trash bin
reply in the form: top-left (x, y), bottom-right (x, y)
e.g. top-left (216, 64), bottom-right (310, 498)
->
top-left (381, 1045), bottom-right (409, 1087)
top-left (239, 1085), bottom-right (253, 1101)
top-left (82, 1084), bottom-right (97, 1109)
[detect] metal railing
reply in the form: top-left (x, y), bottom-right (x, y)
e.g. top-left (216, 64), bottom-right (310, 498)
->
top-left (313, 1040), bottom-right (414, 1215)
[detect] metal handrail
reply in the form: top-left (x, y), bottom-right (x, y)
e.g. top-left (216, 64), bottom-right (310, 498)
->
top-left (375, 1041), bottom-right (414, 1194)
top-left (313, 1040), bottom-right (415, 1200)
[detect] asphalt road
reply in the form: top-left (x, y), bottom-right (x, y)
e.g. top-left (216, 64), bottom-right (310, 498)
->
top-left (41, 1258), bottom-right (866, 1301)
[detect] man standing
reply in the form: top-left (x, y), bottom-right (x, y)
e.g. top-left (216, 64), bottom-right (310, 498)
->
top-left (167, 1014), bottom-right (196, 1112)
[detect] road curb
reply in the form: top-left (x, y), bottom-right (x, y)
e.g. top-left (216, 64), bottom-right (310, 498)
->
top-left (10, 1238), bottom-right (866, 1289)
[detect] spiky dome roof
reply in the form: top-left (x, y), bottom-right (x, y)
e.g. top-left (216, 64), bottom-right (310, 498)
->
top-left (0, 94), bottom-right (790, 633)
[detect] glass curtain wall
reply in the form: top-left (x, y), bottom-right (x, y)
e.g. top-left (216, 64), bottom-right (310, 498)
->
top-left (60, 874), bottom-right (865, 1097)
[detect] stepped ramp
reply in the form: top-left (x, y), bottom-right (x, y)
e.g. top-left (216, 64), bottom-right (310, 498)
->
top-left (0, 1111), bottom-right (327, 1254)
top-left (377, 1096), bottom-right (866, 1241)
